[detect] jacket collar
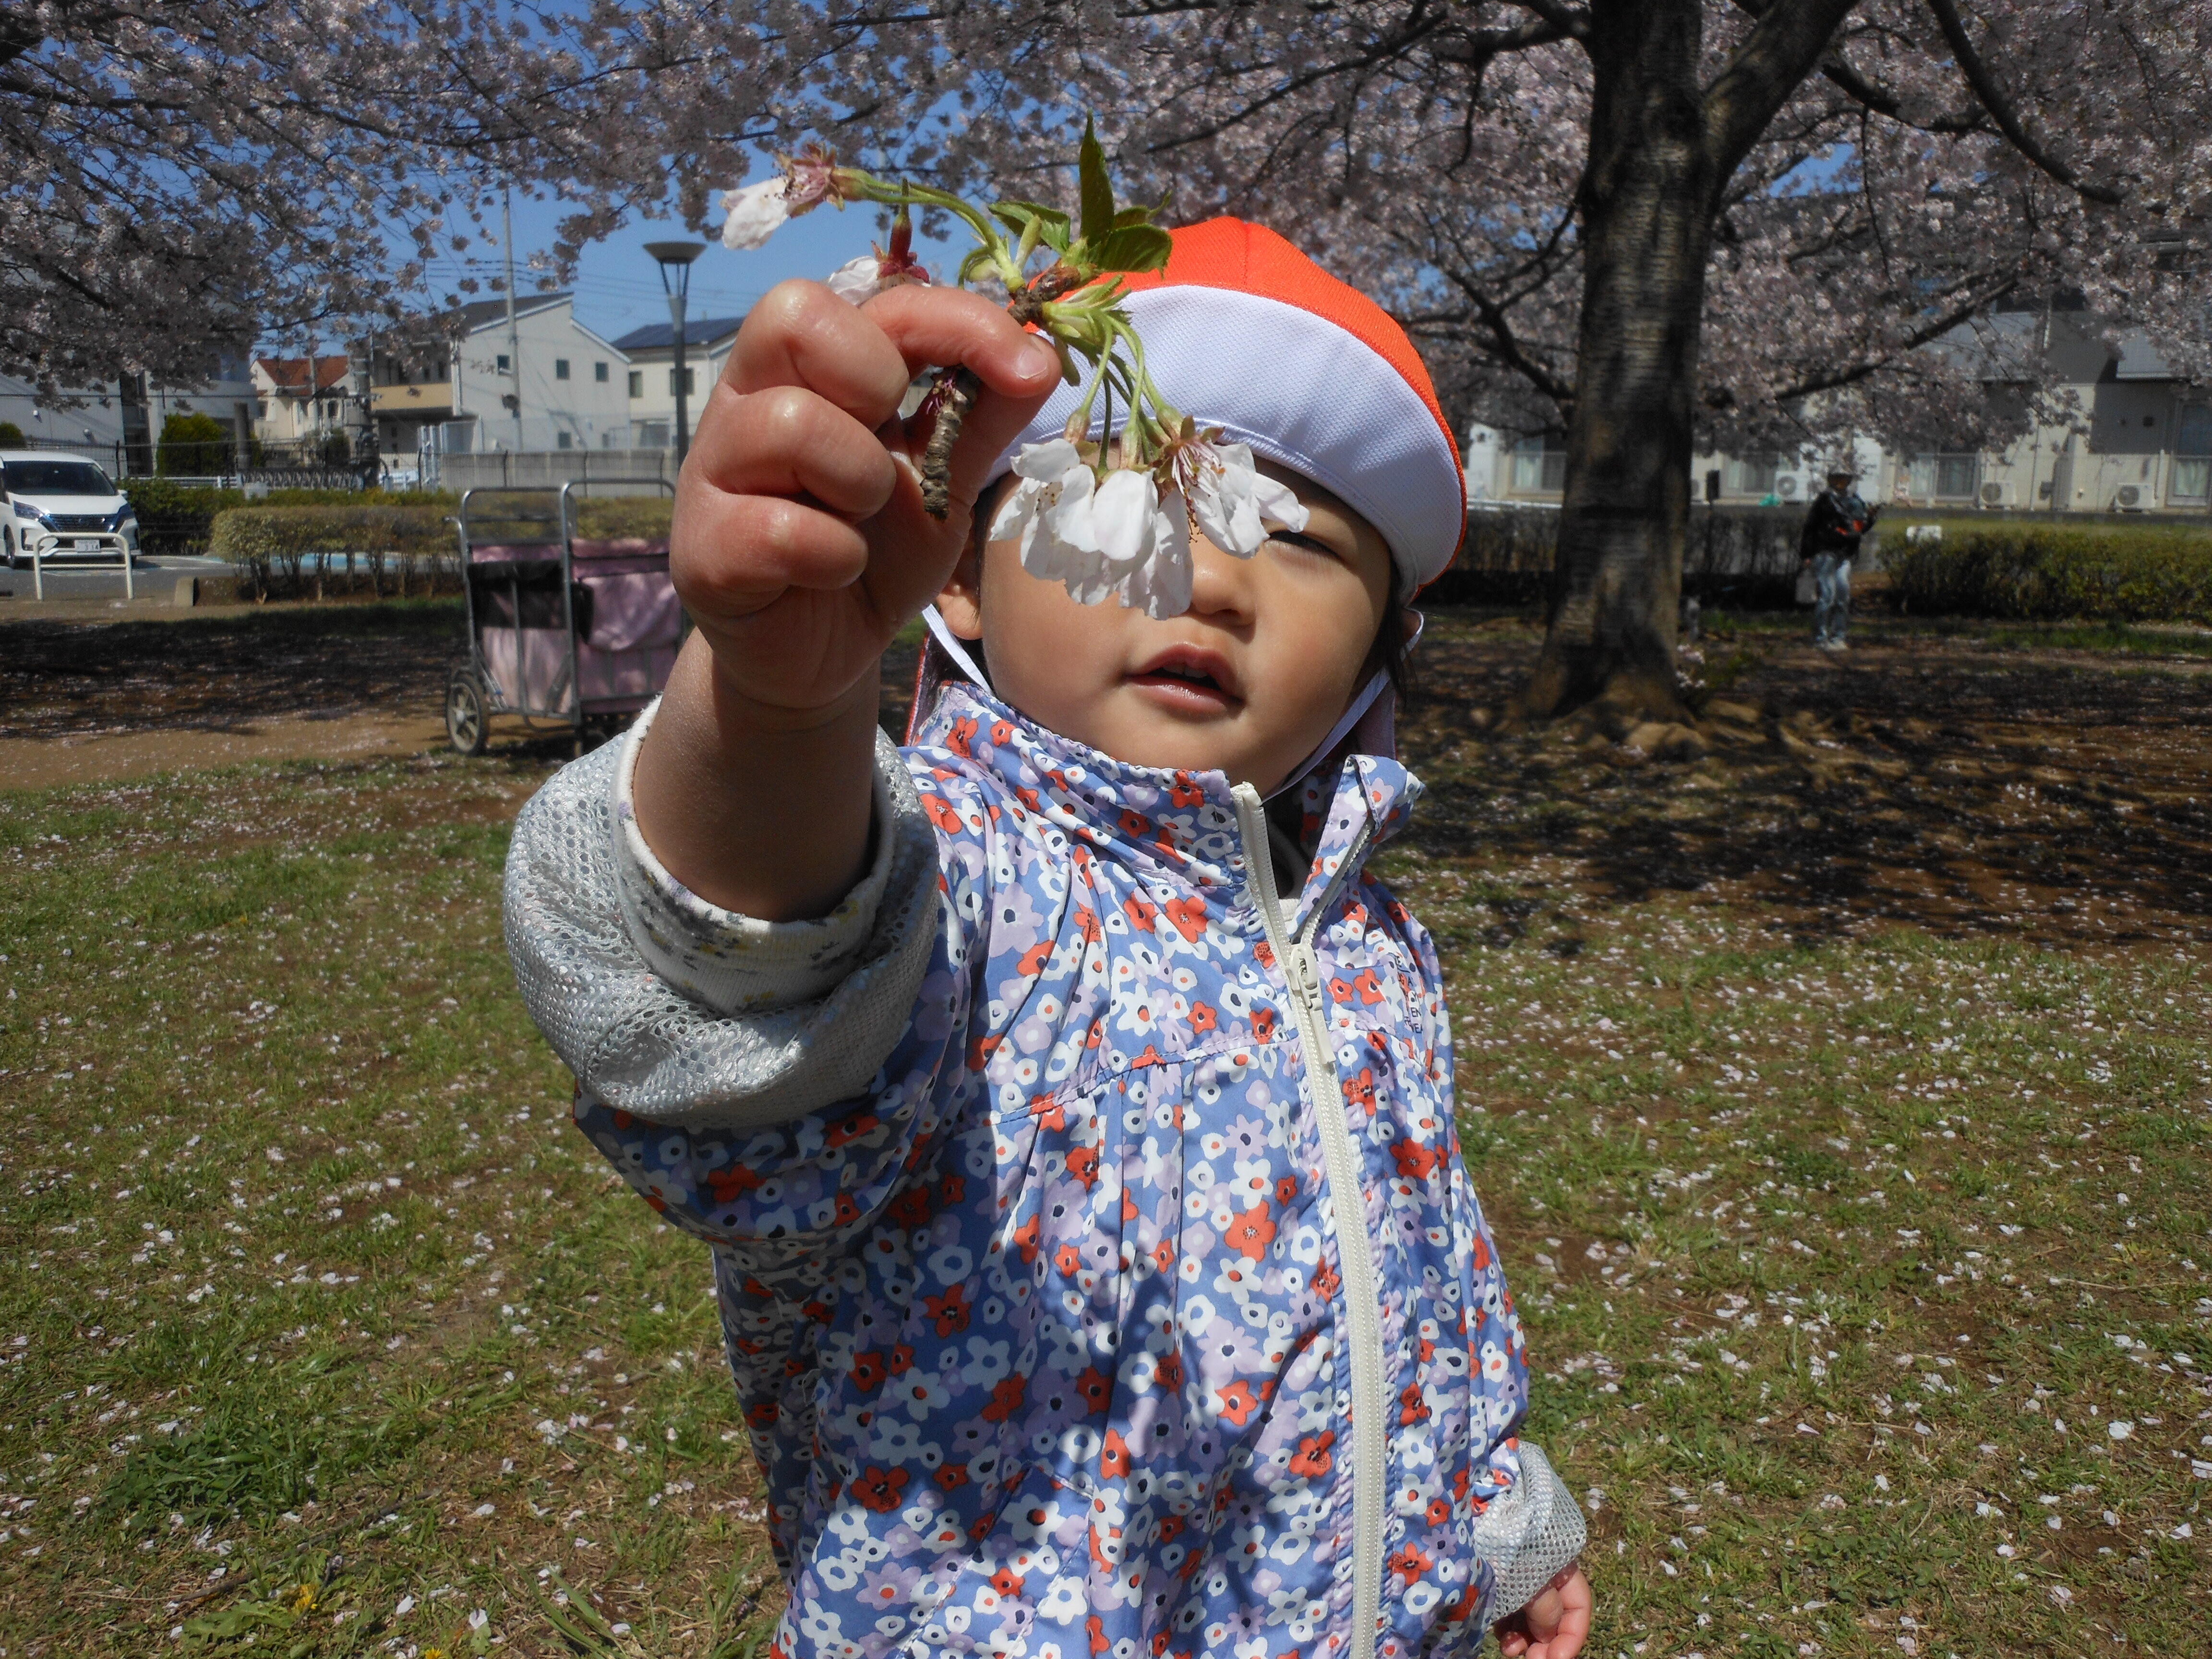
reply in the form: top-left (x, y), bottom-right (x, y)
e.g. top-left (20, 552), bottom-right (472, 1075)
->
top-left (909, 682), bottom-right (1421, 914)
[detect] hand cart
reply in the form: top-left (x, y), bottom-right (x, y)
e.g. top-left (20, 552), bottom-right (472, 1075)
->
top-left (445, 479), bottom-right (684, 755)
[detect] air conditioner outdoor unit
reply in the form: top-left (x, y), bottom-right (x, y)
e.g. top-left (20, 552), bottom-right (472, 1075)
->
top-left (1775, 474), bottom-right (1802, 500)
top-left (2115, 483), bottom-right (2148, 511)
top-left (1978, 480), bottom-right (2013, 508)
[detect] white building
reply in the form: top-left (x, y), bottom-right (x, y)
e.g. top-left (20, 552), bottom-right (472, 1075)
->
top-left (1467, 309), bottom-right (2210, 517)
top-left (1, 356), bottom-right (255, 476)
top-left (383, 292), bottom-right (630, 457)
top-left (611, 315), bottom-right (744, 449)
top-left (252, 354), bottom-right (362, 453)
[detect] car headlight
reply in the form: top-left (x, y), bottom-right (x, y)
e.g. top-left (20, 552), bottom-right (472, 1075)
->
top-left (111, 508), bottom-right (137, 533)
top-left (10, 500), bottom-right (39, 521)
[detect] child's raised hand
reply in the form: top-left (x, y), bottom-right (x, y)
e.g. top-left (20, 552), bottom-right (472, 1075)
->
top-left (1495, 1563), bottom-right (1592, 1659)
top-left (672, 278), bottom-right (1062, 719)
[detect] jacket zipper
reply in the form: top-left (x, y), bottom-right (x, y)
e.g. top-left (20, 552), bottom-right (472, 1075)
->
top-left (1231, 782), bottom-right (1383, 1659)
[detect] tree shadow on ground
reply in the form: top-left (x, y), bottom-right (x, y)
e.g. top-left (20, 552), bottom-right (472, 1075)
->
top-left (0, 604), bottom-right (464, 741)
top-left (1398, 610), bottom-right (2212, 946)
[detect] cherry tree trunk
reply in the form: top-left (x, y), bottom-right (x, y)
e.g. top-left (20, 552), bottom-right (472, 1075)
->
top-left (1521, 0), bottom-right (1721, 723)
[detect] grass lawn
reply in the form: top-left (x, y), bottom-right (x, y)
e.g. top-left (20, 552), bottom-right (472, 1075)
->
top-left (2, 611), bottom-right (2208, 1658)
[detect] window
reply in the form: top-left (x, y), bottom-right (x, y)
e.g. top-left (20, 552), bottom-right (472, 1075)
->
top-left (627, 371), bottom-right (643, 398)
top-left (2174, 404), bottom-right (2211, 505)
top-left (557, 431), bottom-right (574, 450)
top-left (602, 432), bottom-right (618, 449)
top-left (555, 358), bottom-right (571, 380)
top-left (1910, 453), bottom-right (1981, 501)
top-left (1723, 453), bottom-right (1783, 497)
top-left (1510, 437), bottom-right (1566, 493)
top-left (669, 367), bottom-right (697, 395)
top-left (495, 353), bottom-right (510, 373)
top-left (0, 459), bottom-right (113, 494)
top-left (594, 361), bottom-right (609, 383)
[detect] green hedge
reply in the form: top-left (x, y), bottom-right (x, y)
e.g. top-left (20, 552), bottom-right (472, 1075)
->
top-left (1886, 522), bottom-right (2212, 623)
top-left (121, 481), bottom-right (456, 556)
top-left (1432, 505), bottom-right (1816, 608)
top-left (208, 505), bottom-right (458, 599)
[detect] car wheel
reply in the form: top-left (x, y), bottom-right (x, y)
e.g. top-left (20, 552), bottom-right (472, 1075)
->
top-left (445, 668), bottom-right (491, 756)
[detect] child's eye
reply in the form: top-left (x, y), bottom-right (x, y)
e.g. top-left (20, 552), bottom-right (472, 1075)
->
top-left (1265, 529), bottom-right (1344, 561)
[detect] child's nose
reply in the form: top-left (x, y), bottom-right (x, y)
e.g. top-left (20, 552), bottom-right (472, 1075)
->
top-left (1184, 528), bottom-right (1255, 624)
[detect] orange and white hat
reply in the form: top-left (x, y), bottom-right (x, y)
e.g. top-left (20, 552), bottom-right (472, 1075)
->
top-left (993, 216), bottom-right (1467, 593)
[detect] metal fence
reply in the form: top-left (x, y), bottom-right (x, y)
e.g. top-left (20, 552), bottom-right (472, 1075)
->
top-left (4, 434), bottom-right (414, 491)
top-left (427, 448), bottom-right (677, 493)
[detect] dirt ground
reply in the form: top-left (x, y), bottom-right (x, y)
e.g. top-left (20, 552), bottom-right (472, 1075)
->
top-left (0, 603), bottom-right (493, 788)
top-left (6, 602), bottom-right (2211, 952)
top-left (1395, 615), bottom-right (2212, 947)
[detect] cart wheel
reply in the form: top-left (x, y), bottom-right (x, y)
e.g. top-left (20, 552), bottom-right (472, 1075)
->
top-left (445, 669), bottom-right (490, 756)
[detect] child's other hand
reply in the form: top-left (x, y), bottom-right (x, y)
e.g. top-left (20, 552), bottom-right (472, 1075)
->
top-left (672, 279), bottom-right (1060, 721)
top-left (1494, 1563), bottom-right (1592, 1659)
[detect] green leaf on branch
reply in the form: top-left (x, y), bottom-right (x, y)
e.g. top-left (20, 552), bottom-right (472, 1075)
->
top-left (1089, 225), bottom-right (1172, 274)
top-left (993, 199), bottom-right (1070, 232)
top-left (992, 198), bottom-right (1072, 256)
top-left (1078, 117), bottom-right (1115, 246)
top-left (957, 245), bottom-right (1000, 284)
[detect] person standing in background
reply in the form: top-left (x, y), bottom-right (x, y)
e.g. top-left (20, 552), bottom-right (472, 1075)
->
top-left (1799, 466), bottom-right (1875, 652)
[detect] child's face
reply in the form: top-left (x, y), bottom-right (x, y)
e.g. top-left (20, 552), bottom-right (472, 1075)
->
top-left (936, 464), bottom-right (1396, 794)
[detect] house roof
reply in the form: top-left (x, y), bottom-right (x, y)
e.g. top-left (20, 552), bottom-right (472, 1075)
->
top-left (454, 292), bottom-right (573, 334)
top-left (1928, 313), bottom-right (2042, 383)
top-left (256, 354), bottom-right (351, 396)
top-left (612, 316), bottom-right (747, 353)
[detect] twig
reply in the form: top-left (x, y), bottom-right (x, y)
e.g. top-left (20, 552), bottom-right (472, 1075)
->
top-left (919, 367), bottom-right (982, 520)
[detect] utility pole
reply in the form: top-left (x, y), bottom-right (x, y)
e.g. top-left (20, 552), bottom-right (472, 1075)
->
top-left (503, 185), bottom-right (524, 454)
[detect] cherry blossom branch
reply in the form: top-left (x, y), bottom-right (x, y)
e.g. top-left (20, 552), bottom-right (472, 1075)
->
top-left (1924, 0), bottom-right (2126, 206)
top-left (720, 123), bottom-right (1190, 521)
top-left (1704, 0), bottom-right (1868, 177)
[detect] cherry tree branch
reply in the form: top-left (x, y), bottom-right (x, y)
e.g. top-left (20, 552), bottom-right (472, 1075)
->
top-left (1507, 0), bottom-right (1592, 40)
top-left (1924, 0), bottom-right (2125, 205)
top-left (1704, 0), bottom-right (1869, 178)
top-left (1767, 274), bottom-right (2020, 401)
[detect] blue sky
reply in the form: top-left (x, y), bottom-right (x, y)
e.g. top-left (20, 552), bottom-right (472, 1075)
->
top-left (427, 172), bottom-right (959, 346)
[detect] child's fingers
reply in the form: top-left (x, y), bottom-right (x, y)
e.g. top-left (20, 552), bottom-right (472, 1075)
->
top-left (670, 490), bottom-right (871, 621)
top-left (860, 283), bottom-right (1065, 404)
top-left (728, 279), bottom-right (918, 425)
top-left (1531, 1566), bottom-right (1594, 1659)
top-left (688, 382), bottom-right (898, 520)
top-left (858, 284), bottom-right (1062, 496)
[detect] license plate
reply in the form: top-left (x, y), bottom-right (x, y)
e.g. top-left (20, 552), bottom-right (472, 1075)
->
top-left (74, 538), bottom-right (101, 552)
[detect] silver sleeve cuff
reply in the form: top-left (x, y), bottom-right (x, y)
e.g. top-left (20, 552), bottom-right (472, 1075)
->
top-left (1472, 1441), bottom-right (1587, 1633)
top-left (504, 713), bottom-right (941, 1132)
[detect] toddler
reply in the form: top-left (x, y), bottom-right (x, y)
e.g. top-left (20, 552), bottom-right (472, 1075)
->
top-left (508, 218), bottom-right (1590, 1659)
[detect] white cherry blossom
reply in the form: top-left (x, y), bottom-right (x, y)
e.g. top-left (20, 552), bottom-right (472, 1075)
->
top-left (825, 253), bottom-right (882, 302)
top-left (1187, 441), bottom-right (1309, 557)
top-left (990, 443), bottom-right (1196, 618)
top-left (719, 178), bottom-right (789, 251)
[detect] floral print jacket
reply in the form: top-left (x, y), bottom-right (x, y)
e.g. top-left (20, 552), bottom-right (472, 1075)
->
top-left (505, 682), bottom-right (1582, 1659)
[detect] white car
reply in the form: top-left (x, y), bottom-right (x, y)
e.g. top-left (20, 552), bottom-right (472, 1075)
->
top-left (0, 451), bottom-right (139, 568)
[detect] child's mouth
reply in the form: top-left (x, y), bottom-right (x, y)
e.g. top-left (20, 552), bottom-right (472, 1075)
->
top-left (1129, 647), bottom-right (1240, 713)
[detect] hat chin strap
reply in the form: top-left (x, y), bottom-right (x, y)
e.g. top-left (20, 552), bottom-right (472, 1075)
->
top-left (922, 604), bottom-right (991, 689)
top-left (915, 604), bottom-right (1418, 802)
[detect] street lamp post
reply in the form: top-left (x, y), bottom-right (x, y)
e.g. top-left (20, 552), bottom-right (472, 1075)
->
top-left (645, 240), bottom-right (708, 466)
